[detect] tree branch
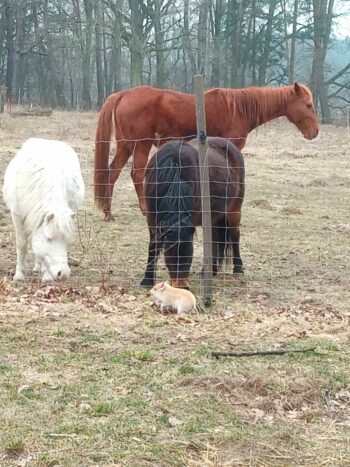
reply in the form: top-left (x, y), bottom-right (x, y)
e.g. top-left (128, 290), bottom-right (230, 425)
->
top-left (326, 62), bottom-right (350, 86)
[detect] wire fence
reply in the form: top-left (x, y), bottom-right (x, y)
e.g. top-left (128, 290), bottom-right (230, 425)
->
top-left (0, 114), bottom-right (349, 312)
top-left (75, 129), bottom-right (349, 312)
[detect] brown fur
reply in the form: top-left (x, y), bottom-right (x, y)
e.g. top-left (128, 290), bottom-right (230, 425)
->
top-left (141, 137), bottom-right (245, 290)
top-left (94, 83), bottom-right (319, 220)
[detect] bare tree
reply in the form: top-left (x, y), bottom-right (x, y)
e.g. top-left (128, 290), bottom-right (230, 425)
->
top-left (94, 0), bottom-right (104, 107)
top-left (310, 0), bottom-right (334, 122)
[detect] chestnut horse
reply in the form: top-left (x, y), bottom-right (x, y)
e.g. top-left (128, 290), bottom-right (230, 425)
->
top-left (95, 83), bottom-right (319, 220)
top-left (140, 137), bottom-right (245, 290)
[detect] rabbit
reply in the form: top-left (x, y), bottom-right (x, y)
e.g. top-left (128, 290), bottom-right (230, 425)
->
top-left (150, 281), bottom-right (197, 314)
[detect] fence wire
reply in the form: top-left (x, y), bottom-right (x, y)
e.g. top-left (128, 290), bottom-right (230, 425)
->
top-left (1, 122), bottom-right (349, 312)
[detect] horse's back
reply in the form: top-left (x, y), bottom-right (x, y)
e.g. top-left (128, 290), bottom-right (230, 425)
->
top-left (114, 87), bottom-right (197, 139)
top-left (3, 138), bottom-right (85, 216)
top-left (188, 137), bottom-right (244, 211)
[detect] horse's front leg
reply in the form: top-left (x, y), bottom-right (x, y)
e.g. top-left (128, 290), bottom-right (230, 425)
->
top-left (33, 260), bottom-right (41, 273)
top-left (140, 229), bottom-right (161, 288)
top-left (11, 213), bottom-right (28, 281)
top-left (131, 142), bottom-right (153, 215)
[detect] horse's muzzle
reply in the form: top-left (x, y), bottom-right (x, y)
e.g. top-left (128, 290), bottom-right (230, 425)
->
top-left (305, 128), bottom-right (319, 140)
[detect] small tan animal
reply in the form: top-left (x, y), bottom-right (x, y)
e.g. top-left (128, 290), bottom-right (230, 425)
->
top-left (150, 281), bottom-right (197, 314)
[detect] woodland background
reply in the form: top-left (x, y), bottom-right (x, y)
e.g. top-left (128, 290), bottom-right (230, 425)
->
top-left (0, 0), bottom-right (349, 122)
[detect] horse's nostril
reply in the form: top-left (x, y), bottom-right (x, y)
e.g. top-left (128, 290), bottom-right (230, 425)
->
top-left (57, 271), bottom-right (62, 278)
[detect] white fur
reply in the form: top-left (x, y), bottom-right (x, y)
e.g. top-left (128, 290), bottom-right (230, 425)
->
top-left (2, 138), bottom-right (85, 282)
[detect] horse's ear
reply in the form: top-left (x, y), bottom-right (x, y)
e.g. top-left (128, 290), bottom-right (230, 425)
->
top-left (294, 82), bottom-right (303, 97)
top-left (161, 282), bottom-right (167, 290)
top-left (46, 213), bottom-right (55, 223)
top-left (43, 212), bottom-right (55, 239)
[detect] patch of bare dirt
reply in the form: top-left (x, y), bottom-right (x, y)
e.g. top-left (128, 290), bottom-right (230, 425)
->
top-left (280, 206), bottom-right (302, 215)
top-left (248, 199), bottom-right (274, 210)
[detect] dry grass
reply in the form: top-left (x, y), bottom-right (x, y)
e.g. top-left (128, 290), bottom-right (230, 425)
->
top-left (0, 111), bottom-right (349, 466)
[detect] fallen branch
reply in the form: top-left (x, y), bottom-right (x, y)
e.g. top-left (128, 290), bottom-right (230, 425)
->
top-left (212, 347), bottom-right (316, 359)
top-left (11, 109), bottom-right (52, 118)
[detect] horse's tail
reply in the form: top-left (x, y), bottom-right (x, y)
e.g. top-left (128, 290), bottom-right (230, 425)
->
top-left (145, 141), bottom-right (196, 241)
top-left (94, 92), bottom-right (123, 210)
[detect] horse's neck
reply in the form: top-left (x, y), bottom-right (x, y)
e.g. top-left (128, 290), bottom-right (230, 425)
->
top-left (237, 87), bottom-right (289, 132)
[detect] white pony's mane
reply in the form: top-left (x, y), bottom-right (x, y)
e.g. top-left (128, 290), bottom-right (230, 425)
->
top-left (5, 138), bottom-right (84, 241)
top-left (23, 170), bottom-right (76, 242)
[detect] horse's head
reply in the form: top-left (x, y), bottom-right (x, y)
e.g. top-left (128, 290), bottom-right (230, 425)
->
top-left (32, 212), bottom-right (72, 282)
top-left (285, 83), bottom-right (319, 140)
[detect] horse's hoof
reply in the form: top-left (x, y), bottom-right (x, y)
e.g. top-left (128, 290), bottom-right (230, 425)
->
top-left (140, 278), bottom-right (155, 288)
top-left (13, 272), bottom-right (25, 281)
top-left (103, 213), bottom-right (115, 222)
top-left (233, 270), bottom-right (244, 280)
top-left (233, 272), bottom-right (244, 278)
top-left (233, 267), bottom-right (244, 276)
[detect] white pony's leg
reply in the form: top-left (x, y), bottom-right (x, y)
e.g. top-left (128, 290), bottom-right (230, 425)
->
top-left (11, 213), bottom-right (28, 281)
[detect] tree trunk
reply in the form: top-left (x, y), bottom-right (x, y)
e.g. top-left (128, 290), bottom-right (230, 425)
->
top-left (258, 0), bottom-right (278, 85)
top-left (153, 0), bottom-right (165, 88)
top-left (251, 0), bottom-right (257, 85)
top-left (197, 0), bottom-right (209, 81)
top-left (102, 10), bottom-right (110, 97)
top-left (5, 0), bottom-right (16, 103)
top-left (311, 0), bottom-right (334, 122)
top-left (281, 0), bottom-right (290, 82)
top-left (230, 0), bottom-right (244, 87)
top-left (183, 0), bottom-right (197, 90)
top-left (289, 0), bottom-right (299, 82)
top-left (210, 0), bottom-right (223, 87)
top-left (240, 5), bottom-right (253, 86)
top-left (83, 0), bottom-right (93, 108)
top-left (129, 0), bottom-right (144, 87)
top-left (109, 0), bottom-right (123, 93)
top-left (94, 0), bottom-right (104, 108)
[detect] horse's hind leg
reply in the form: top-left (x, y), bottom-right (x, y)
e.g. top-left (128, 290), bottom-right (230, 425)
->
top-left (103, 142), bottom-right (131, 221)
top-left (227, 212), bottom-right (243, 275)
top-left (211, 223), bottom-right (227, 276)
top-left (131, 142), bottom-right (153, 214)
top-left (140, 229), bottom-right (161, 288)
top-left (11, 213), bottom-right (28, 281)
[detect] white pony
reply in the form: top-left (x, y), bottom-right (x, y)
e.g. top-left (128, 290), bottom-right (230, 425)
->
top-left (3, 138), bottom-right (85, 282)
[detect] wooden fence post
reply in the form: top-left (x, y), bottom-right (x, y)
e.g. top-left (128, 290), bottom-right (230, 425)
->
top-left (194, 75), bottom-right (213, 307)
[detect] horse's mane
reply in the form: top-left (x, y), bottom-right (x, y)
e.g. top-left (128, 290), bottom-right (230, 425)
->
top-left (24, 174), bottom-right (76, 243)
top-left (12, 139), bottom-right (80, 242)
top-left (217, 84), bottom-right (311, 128)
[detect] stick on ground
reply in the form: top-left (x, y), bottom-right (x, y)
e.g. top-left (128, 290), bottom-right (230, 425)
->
top-left (212, 347), bottom-right (316, 358)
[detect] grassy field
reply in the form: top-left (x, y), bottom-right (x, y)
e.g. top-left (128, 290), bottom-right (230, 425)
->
top-left (0, 111), bottom-right (349, 466)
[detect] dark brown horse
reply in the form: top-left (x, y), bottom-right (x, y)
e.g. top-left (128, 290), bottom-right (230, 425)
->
top-left (140, 137), bottom-right (244, 290)
top-left (95, 83), bottom-right (319, 221)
